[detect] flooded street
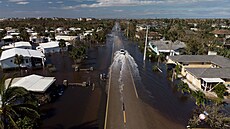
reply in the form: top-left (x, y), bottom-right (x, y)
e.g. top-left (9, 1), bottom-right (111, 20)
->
top-left (105, 24), bottom-right (196, 129)
top-left (1, 25), bottom-right (195, 129)
top-left (122, 34), bottom-right (196, 126)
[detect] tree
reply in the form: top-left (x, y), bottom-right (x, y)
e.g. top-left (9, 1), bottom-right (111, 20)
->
top-left (177, 81), bottom-right (191, 95)
top-left (58, 39), bottom-right (66, 52)
top-left (188, 105), bottom-right (229, 129)
top-left (0, 75), bottom-right (40, 129)
top-left (212, 84), bottom-right (227, 99)
top-left (19, 29), bottom-right (29, 41)
top-left (69, 46), bottom-right (86, 64)
top-left (14, 54), bottom-right (23, 69)
top-left (192, 90), bottom-right (206, 106)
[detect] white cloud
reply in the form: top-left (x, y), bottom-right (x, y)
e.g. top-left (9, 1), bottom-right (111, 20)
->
top-left (0, 1), bottom-right (2, 4)
top-left (62, 0), bottom-right (216, 9)
top-left (17, 1), bottom-right (29, 4)
top-left (8, 0), bottom-right (26, 2)
top-left (48, 1), bottom-right (52, 4)
top-left (113, 10), bottom-right (124, 12)
top-left (8, 0), bottom-right (29, 5)
top-left (56, 1), bottom-right (63, 4)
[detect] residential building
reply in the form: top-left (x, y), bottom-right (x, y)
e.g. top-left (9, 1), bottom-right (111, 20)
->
top-left (167, 55), bottom-right (230, 92)
top-left (0, 48), bottom-right (45, 69)
top-left (5, 74), bottom-right (56, 104)
top-left (55, 35), bottom-right (78, 41)
top-left (149, 40), bottom-right (186, 56)
top-left (1, 41), bottom-right (32, 50)
top-left (36, 41), bottom-right (69, 54)
top-left (5, 74), bottom-right (56, 93)
top-left (212, 29), bottom-right (230, 38)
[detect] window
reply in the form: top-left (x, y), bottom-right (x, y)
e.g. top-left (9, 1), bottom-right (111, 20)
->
top-left (25, 59), bottom-right (29, 63)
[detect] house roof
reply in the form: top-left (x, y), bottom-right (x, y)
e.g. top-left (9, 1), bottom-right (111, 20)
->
top-left (149, 40), bottom-right (186, 51)
top-left (212, 29), bottom-right (230, 35)
top-left (0, 48), bottom-right (44, 61)
top-left (3, 35), bottom-right (13, 40)
top-left (202, 78), bottom-right (225, 83)
top-left (168, 55), bottom-right (230, 68)
top-left (14, 41), bottom-right (31, 47)
top-left (38, 41), bottom-right (59, 49)
top-left (186, 68), bottom-right (230, 79)
top-left (1, 41), bottom-right (31, 50)
top-left (6, 74), bottom-right (56, 93)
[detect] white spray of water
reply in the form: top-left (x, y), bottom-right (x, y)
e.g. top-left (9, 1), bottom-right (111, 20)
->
top-left (110, 51), bottom-right (126, 103)
top-left (126, 53), bottom-right (141, 80)
top-left (110, 50), bottom-right (141, 104)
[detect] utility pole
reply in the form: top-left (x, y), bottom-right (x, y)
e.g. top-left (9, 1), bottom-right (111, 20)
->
top-left (127, 21), bottom-right (129, 38)
top-left (143, 26), bottom-right (149, 62)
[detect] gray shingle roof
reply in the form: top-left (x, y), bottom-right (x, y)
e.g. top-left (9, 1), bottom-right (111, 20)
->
top-left (186, 68), bottom-right (230, 79)
top-left (169, 55), bottom-right (230, 68)
top-left (149, 40), bottom-right (186, 51)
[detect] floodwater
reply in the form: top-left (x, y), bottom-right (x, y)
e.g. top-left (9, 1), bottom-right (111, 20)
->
top-left (121, 33), bottom-right (196, 126)
top-left (0, 25), bottom-right (196, 128)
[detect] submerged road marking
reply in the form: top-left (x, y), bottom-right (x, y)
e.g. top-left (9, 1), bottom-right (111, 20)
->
top-left (122, 103), bottom-right (127, 124)
top-left (126, 58), bottom-right (139, 99)
top-left (123, 110), bottom-right (127, 124)
top-left (104, 33), bottom-right (115, 129)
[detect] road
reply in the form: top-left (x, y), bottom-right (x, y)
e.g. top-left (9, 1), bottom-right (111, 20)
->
top-left (104, 23), bottom-right (190, 129)
top-left (104, 23), bottom-right (148, 129)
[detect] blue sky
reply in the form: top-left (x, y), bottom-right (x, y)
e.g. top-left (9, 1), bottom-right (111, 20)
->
top-left (0, 0), bottom-right (230, 18)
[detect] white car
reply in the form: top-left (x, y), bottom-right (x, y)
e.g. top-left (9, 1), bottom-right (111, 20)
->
top-left (120, 49), bottom-right (126, 55)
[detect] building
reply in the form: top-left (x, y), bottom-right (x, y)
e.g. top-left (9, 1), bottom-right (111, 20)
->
top-left (5, 74), bottom-right (56, 104)
top-left (167, 55), bottom-right (230, 92)
top-left (55, 35), bottom-right (78, 41)
top-left (2, 35), bottom-right (13, 44)
top-left (0, 48), bottom-right (45, 69)
top-left (211, 29), bottom-right (230, 38)
top-left (6, 74), bottom-right (56, 93)
top-left (149, 40), bottom-right (186, 56)
top-left (36, 41), bottom-right (69, 54)
top-left (1, 41), bottom-right (32, 50)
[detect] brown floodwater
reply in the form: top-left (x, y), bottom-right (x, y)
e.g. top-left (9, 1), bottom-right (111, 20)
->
top-left (0, 28), bottom-right (196, 129)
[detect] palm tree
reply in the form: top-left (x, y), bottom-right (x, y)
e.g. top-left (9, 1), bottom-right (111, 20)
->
top-left (14, 54), bottom-right (23, 69)
top-left (0, 75), bottom-right (40, 129)
top-left (212, 84), bottom-right (227, 99)
top-left (177, 81), bottom-right (191, 95)
top-left (192, 90), bottom-right (206, 106)
top-left (58, 39), bottom-right (66, 53)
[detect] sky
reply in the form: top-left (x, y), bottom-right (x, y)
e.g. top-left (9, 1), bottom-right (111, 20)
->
top-left (0, 0), bottom-right (230, 18)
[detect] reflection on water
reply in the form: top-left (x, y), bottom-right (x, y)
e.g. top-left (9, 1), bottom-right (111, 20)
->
top-left (122, 35), bottom-right (196, 126)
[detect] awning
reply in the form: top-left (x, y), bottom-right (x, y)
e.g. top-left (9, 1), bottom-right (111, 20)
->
top-left (202, 78), bottom-right (225, 83)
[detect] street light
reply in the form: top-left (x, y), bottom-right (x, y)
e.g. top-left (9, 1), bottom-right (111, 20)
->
top-left (143, 25), bottom-right (149, 62)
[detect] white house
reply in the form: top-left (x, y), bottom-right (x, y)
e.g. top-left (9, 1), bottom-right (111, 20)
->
top-left (1, 41), bottom-right (32, 50)
top-left (149, 40), bottom-right (186, 56)
top-left (0, 48), bottom-right (45, 69)
top-left (55, 35), bottom-right (78, 41)
top-left (36, 41), bottom-right (69, 54)
top-left (5, 74), bottom-right (56, 93)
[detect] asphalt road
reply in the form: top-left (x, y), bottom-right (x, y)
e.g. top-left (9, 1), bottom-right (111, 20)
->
top-left (105, 24), bottom-right (148, 129)
top-left (104, 23), bottom-right (187, 129)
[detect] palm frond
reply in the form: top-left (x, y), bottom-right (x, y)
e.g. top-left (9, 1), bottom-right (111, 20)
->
top-left (7, 113), bottom-right (19, 129)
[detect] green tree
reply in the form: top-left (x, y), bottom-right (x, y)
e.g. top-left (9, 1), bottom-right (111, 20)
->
top-left (19, 29), bottom-right (29, 41)
top-left (14, 54), bottom-right (23, 69)
top-left (192, 90), bottom-right (206, 106)
top-left (0, 75), bottom-right (40, 129)
top-left (177, 81), bottom-right (191, 94)
top-left (58, 39), bottom-right (66, 52)
top-left (188, 105), bottom-right (229, 129)
top-left (212, 84), bottom-right (227, 99)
